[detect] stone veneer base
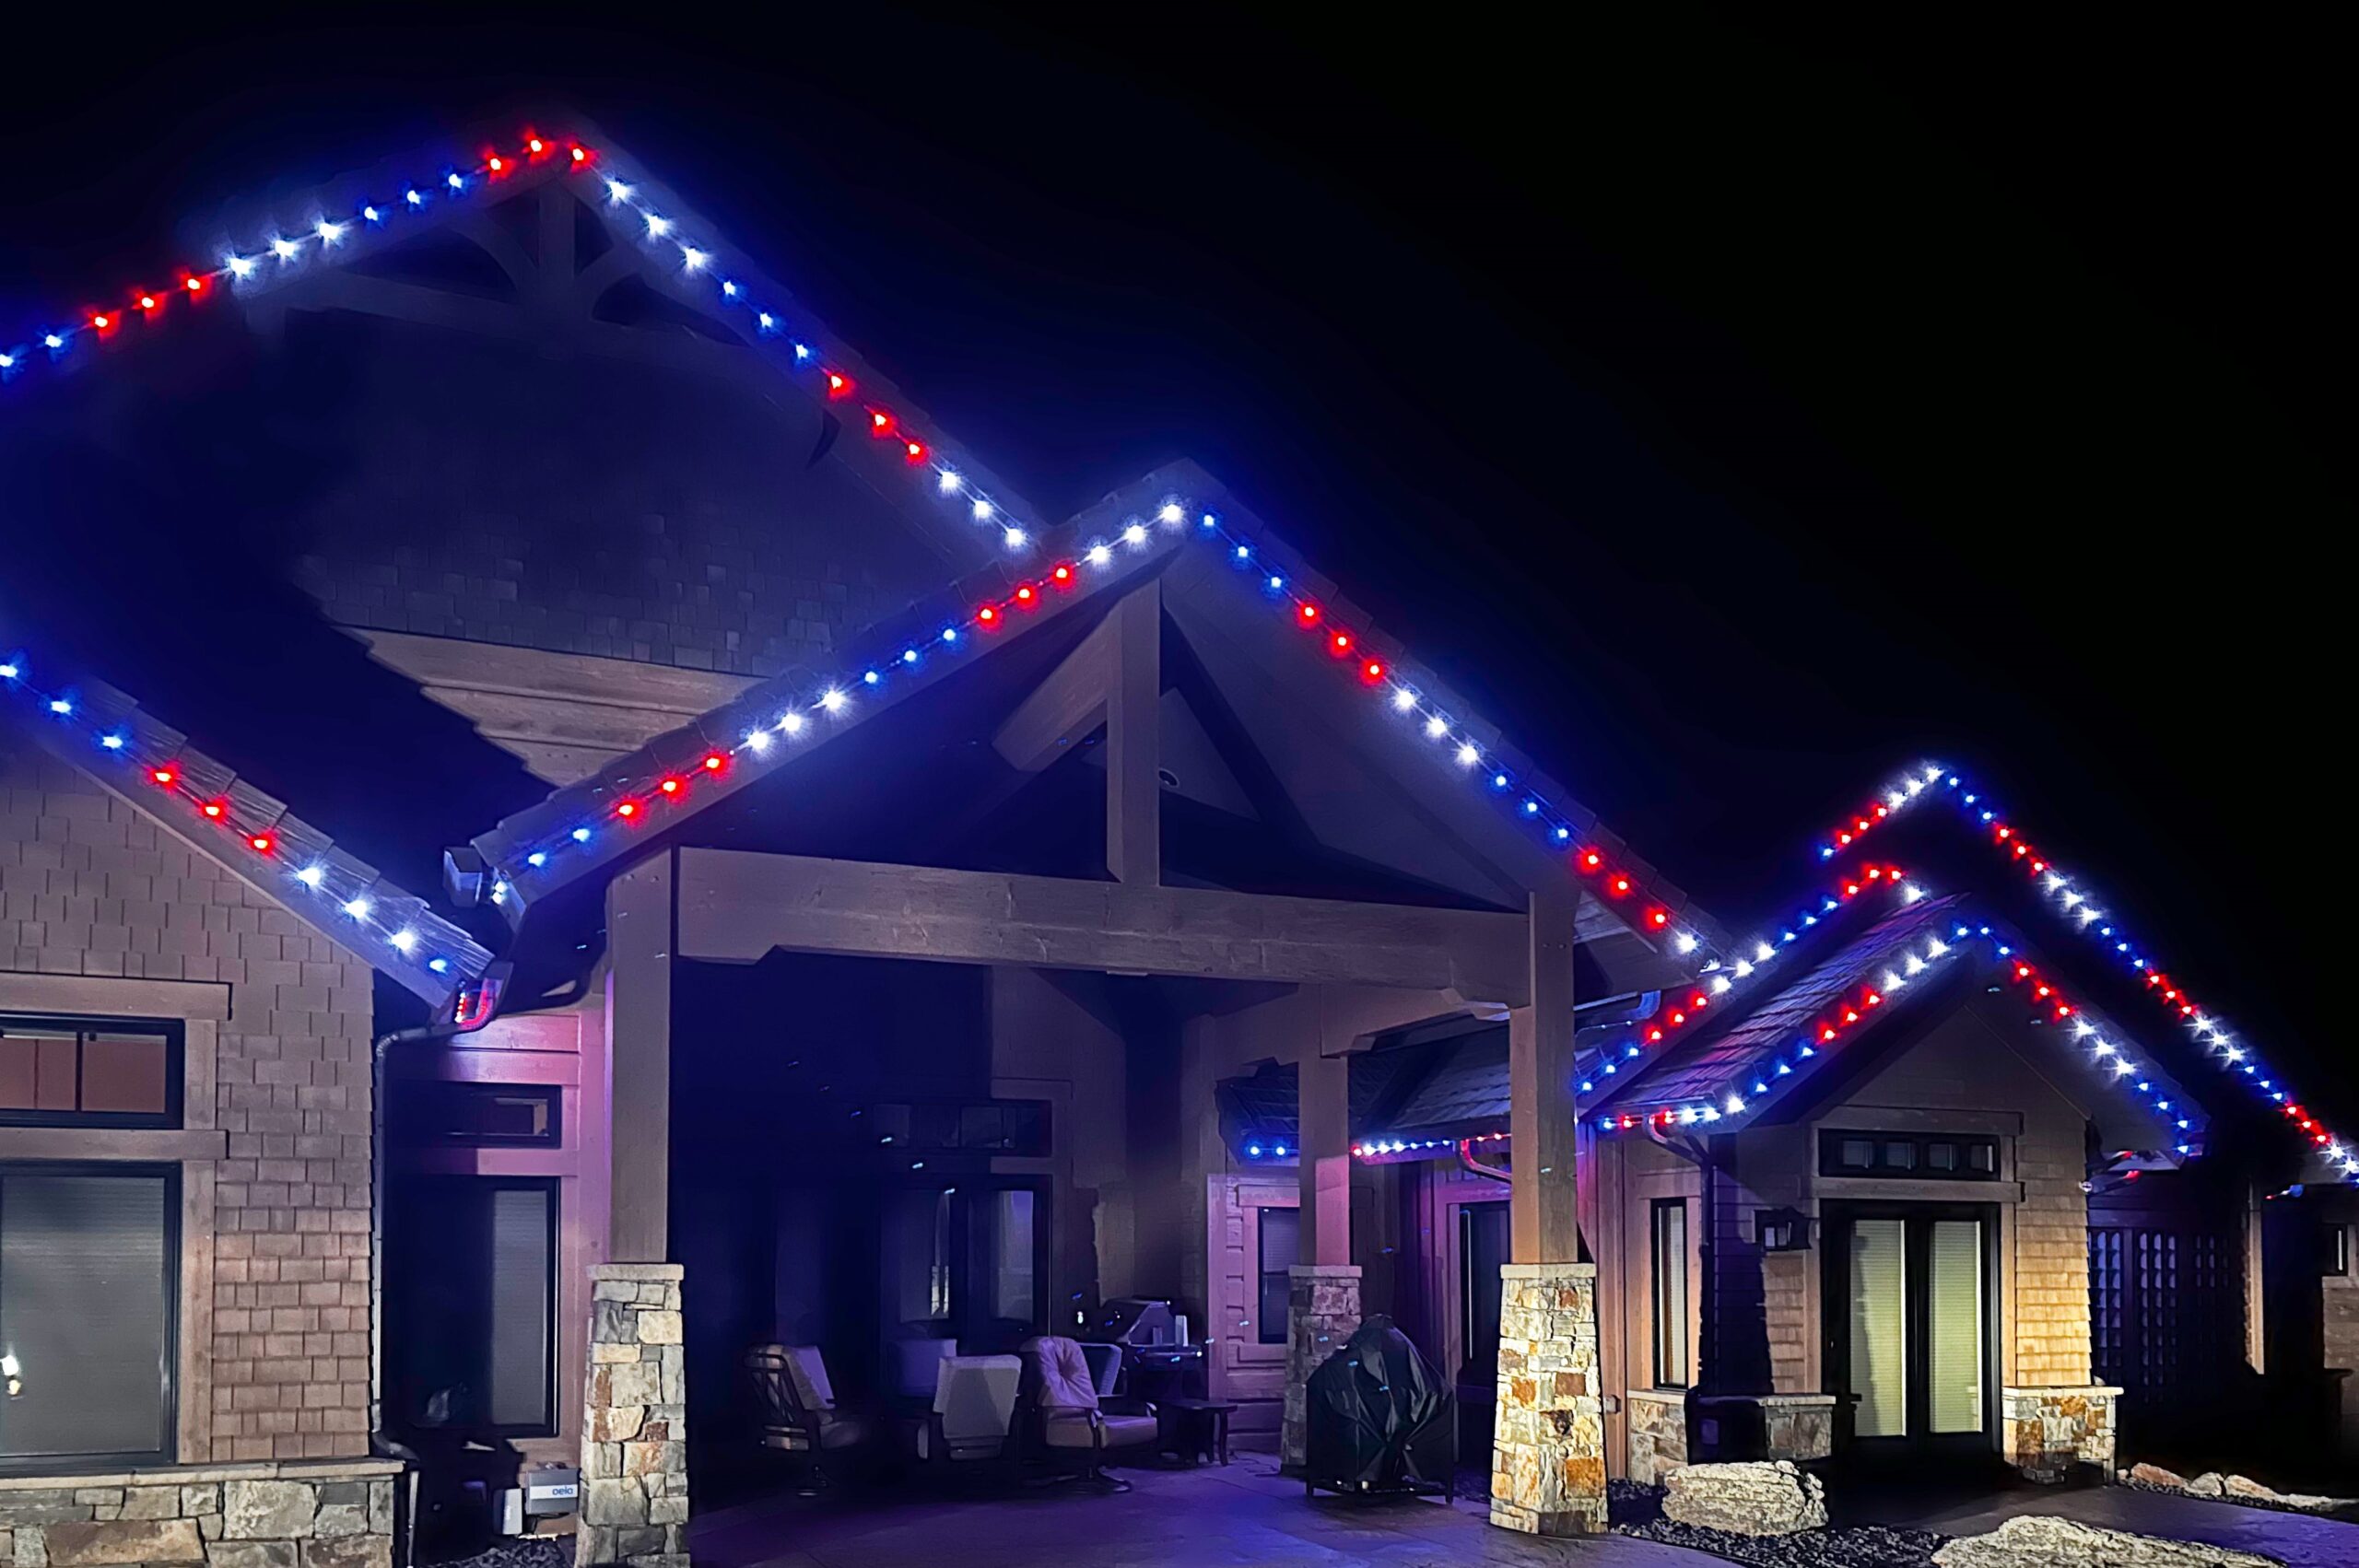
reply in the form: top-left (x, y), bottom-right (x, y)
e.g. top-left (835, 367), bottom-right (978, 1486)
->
top-left (1489, 1262), bottom-right (1605, 1536)
top-left (2001, 1385), bottom-right (2120, 1483)
top-left (579, 1263), bottom-right (690, 1568)
top-left (1281, 1265), bottom-right (1362, 1471)
top-left (0, 1457), bottom-right (401, 1568)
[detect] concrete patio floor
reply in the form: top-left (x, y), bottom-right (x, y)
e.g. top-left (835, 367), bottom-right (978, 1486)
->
top-left (689, 1457), bottom-right (1696, 1568)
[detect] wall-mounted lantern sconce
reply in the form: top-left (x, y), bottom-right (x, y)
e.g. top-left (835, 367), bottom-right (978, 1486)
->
top-left (1755, 1207), bottom-right (1812, 1253)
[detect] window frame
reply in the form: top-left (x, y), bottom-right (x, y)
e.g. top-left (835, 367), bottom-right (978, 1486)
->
top-left (1819, 1129), bottom-right (2001, 1181)
top-left (1256, 1204), bottom-right (1301, 1346)
top-left (1650, 1197), bottom-right (1691, 1389)
top-left (385, 1174), bottom-right (562, 1440)
top-left (0, 1160), bottom-right (182, 1475)
top-left (0, 1013), bottom-right (185, 1130)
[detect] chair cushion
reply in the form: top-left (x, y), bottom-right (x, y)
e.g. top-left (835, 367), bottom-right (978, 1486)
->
top-left (816, 1412), bottom-right (866, 1451)
top-left (1022, 1336), bottom-right (1099, 1413)
top-left (782, 1345), bottom-right (835, 1412)
top-left (933, 1354), bottom-right (1023, 1446)
top-left (1041, 1410), bottom-right (1158, 1448)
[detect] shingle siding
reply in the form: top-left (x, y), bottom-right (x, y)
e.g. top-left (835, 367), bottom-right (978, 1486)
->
top-left (1, 746), bottom-right (376, 1462)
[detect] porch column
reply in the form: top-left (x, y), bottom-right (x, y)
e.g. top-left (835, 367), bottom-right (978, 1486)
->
top-left (581, 852), bottom-right (689, 1568)
top-left (1283, 1042), bottom-right (1360, 1470)
top-left (1490, 891), bottom-right (1605, 1536)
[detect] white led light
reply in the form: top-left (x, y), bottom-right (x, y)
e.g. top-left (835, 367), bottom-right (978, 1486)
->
top-left (1003, 526), bottom-right (1027, 549)
top-left (226, 253), bottom-right (256, 278)
top-left (390, 930), bottom-right (417, 954)
top-left (1712, 976), bottom-right (1732, 994)
top-left (314, 219), bottom-right (347, 245)
top-left (1086, 544), bottom-right (1111, 566)
top-left (1733, 959), bottom-right (1754, 977)
top-left (1122, 523), bottom-right (1148, 545)
top-left (1425, 715), bottom-right (1448, 739)
top-left (270, 236), bottom-right (300, 260)
top-left (681, 245), bottom-right (710, 270)
top-left (1157, 502), bottom-right (1185, 523)
top-left (1726, 1095), bottom-right (1745, 1114)
top-left (1755, 942), bottom-right (1776, 963)
top-left (819, 689), bottom-right (847, 713)
top-left (296, 865), bottom-right (324, 888)
top-left (605, 178), bottom-right (634, 203)
top-left (343, 898), bottom-right (371, 919)
top-left (1391, 687), bottom-right (1417, 712)
top-left (646, 214), bottom-right (672, 237)
top-left (1673, 930), bottom-right (1697, 954)
top-left (938, 470), bottom-right (962, 494)
top-left (780, 711), bottom-right (806, 735)
top-left (972, 499), bottom-right (993, 521)
top-left (1900, 882), bottom-right (1924, 903)
top-left (1454, 743), bottom-right (1480, 768)
top-left (745, 729), bottom-right (771, 754)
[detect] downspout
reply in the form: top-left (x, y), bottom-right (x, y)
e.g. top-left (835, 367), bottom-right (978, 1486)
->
top-left (1458, 1138), bottom-right (1511, 1184)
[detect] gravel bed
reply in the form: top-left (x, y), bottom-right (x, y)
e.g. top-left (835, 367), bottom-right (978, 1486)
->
top-left (422, 1538), bottom-right (571, 1568)
top-left (1609, 1480), bottom-right (1949, 1568)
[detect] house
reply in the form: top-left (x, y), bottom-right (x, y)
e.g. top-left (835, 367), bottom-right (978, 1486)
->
top-left (3, 114), bottom-right (2351, 1568)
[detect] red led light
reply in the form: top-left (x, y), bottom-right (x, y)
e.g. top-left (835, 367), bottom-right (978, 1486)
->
top-left (1646, 907), bottom-right (1670, 929)
top-left (869, 408), bottom-right (894, 433)
top-left (1690, 994), bottom-right (1708, 1011)
top-left (249, 834), bottom-right (274, 854)
top-left (1360, 659), bottom-right (1387, 685)
top-left (657, 776), bottom-right (684, 796)
top-left (904, 439), bottom-right (926, 462)
top-left (487, 155), bottom-right (505, 173)
top-left (616, 800), bottom-right (640, 819)
top-left (977, 603), bottom-right (1000, 626)
top-left (202, 801), bottom-right (226, 819)
top-left (1050, 563), bottom-right (1074, 586)
top-left (1647, 1027), bottom-right (1665, 1043)
top-left (827, 371), bottom-right (853, 398)
top-left (1578, 848), bottom-right (1603, 872)
top-left (1015, 584), bottom-right (1037, 607)
top-left (138, 294), bottom-right (158, 311)
top-left (1821, 1026), bottom-right (1838, 1042)
top-left (1328, 630), bottom-right (1353, 657)
top-left (1609, 875), bottom-right (1632, 896)
top-left (569, 145), bottom-right (588, 163)
top-left (184, 276), bottom-right (205, 294)
top-left (700, 753), bottom-right (726, 772)
top-left (150, 766), bottom-right (176, 787)
top-left (1297, 602), bottom-right (1321, 626)
top-left (91, 313), bottom-right (111, 330)
top-left (528, 137), bottom-right (546, 155)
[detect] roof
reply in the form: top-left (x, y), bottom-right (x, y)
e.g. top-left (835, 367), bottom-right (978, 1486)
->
top-left (0, 655), bottom-right (493, 1010)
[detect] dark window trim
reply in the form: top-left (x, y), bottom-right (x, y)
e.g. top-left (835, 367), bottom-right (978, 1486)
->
top-left (1256, 1203), bottom-right (1300, 1346)
top-left (393, 1081), bottom-right (564, 1148)
top-left (0, 1161), bottom-right (181, 1474)
top-left (1651, 1197), bottom-right (1690, 1389)
top-left (1819, 1129), bottom-right (2000, 1181)
top-left (1820, 1199), bottom-right (2000, 1453)
top-left (868, 1098), bottom-right (1052, 1157)
top-left (0, 1013), bottom-right (185, 1130)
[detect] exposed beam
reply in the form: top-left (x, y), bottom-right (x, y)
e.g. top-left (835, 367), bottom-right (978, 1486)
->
top-left (675, 847), bottom-right (1529, 1003)
top-left (1509, 890), bottom-right (1580, 1264)
top-left (992, 610), bottom-right (1116, 772)
top-left (1106, 580), bottom-right (1161, 884)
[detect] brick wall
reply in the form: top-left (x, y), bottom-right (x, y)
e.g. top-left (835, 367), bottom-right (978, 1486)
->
top-left (1, 743), bottom-right (378, 1463)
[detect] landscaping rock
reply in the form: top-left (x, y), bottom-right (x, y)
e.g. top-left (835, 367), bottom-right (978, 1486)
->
top-left (1661, 1460), bottom-right (1828, 1536)
top-left (2184, 1472), bottom-right (2226, 1497)
top-left (1931, 1515), bottom-right (2282, 1568)
top-left (2129, 1462), bottom-right (2189, 1488)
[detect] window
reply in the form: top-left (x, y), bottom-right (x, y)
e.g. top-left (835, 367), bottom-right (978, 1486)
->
top-left (1257, 1207), bottom-right (1300, 1345)
top-left (1651, 1199), bottom-right (1689, 1387)
top-left (0, 1017), bottom-right (182, 1129)
top-left (868, 1100), bottom-right (1050, 1157)
top-left (1819, 1130), bottom-right (2000, 1180)
top-left (393, 1081), bottom-right (561, 1146)
top-left (0, 1164), bottom-right (178, 1469)
top-left (385, 1177), bottom-right (557, 1435)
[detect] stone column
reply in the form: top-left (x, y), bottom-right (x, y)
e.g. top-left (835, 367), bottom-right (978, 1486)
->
top-left (580, 1263), bottom-right (688, 1568)
top-left (1281, 1263), bottom-right (1362, 1471)
top-left (1489, 1262), bottom-right (1606, 1536)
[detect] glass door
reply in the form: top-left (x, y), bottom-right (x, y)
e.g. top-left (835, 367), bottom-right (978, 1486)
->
top-left (878, 1180), bottom-right (1048, 1358)
top-left (1826, 1205), bottom-right (1993, 1453)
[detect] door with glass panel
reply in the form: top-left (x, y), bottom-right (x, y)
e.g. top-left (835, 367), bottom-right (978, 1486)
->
top-left (1825, 1204), bottom-right (1993, 1453)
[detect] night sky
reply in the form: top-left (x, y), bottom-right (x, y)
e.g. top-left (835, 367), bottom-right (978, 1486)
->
top-left (0, 13), bottom-right (2339, 1114)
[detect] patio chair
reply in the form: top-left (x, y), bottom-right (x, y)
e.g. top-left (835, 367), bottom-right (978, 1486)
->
top-left (916, 1353), bottom-right (1025, 1474)
top-left (1019, 1335), bottom-right (1158, 1490)
top-left (746, 1344), bottom-right (869, 1491)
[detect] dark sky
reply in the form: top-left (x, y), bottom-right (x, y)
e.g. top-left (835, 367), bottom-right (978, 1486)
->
top-left (1, 10), bottom-right (2341, 1114)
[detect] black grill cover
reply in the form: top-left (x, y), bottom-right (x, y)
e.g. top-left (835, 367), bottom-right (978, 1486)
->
top-left (1303, 1315), bottom-right (1452, 1491)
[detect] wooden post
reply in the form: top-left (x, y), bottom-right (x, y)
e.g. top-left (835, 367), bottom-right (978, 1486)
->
top-left (1508, 891), bottom-right (1579, 1263)
top-left (1297, 1045), bottom-right (1352, 1266)
top-left (1105, 579), bottom-right (1161, 885)
top-left (604, 849), bottom-right (675, 1262)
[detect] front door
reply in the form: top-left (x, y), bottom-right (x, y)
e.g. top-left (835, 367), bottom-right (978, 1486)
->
top-left (1824, 1203), bottom-right (1995, 1455)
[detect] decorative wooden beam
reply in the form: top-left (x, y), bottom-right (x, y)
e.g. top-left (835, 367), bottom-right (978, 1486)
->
top-left (1106, 580), bottom-right (1161, 885)
top-left (990, 611), bottom-right (1116, 772)
top-left (1509, 890), bottom-right (1580, 1264)
top-left (675, 847), bottom-right (1529, 1003)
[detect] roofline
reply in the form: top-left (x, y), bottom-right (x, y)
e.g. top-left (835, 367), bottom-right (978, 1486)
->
top-left (2, 644), bottom-right (492, 1011)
